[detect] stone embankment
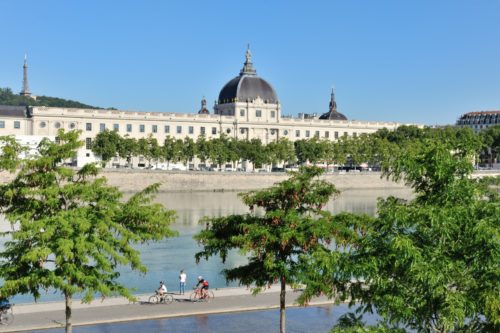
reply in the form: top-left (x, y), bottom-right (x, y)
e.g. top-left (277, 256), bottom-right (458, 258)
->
top-left (103, 170), bottom-right (411, 192)
top-left (0, 169), bottom-right (408, 192)
top-left (1, 169), bottom-right (498, 193)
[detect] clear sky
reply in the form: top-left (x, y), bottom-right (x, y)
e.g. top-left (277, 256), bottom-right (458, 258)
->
top-left (1, 0), bottom-right (499, 125)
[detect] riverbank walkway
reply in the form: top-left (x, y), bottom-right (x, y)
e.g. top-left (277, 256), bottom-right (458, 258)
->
top-left (1, 286), bottom-right (335, 332)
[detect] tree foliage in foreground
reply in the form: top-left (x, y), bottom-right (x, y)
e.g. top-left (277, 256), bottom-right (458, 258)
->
top-left (302, 137), bottom-right (499, 332)
top-left (0, 130), bottom-right (177, 333)
top-left (195, 167), bottom-right (342, 333)
top-left (329, 312), bottom-right (405, 333)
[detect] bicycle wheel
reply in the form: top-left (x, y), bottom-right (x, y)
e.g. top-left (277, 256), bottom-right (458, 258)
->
top-left (148, 295), bottom-right (159, 304)
top-left (189, 291), bottom-right (200, 302)
top-left (164, 294), bottom-right (174, 304)
top-left (0, 311), bottom-right (13, 325)
top-left (202, 290), bottom-right (215, 302)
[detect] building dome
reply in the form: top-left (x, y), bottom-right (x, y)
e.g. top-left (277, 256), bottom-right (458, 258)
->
top-left (218, 48), bottom-right (278, 104)
top-left (319, 89), bottom-right (347, 121)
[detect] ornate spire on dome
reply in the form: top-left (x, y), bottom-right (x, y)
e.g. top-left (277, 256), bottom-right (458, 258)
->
top-left (240, 44), bottom-right (256, 75)
top-left (319, 87), bottom-right (347, 121)
top-left (198, 96), bottom-right (210, 114)
top-left (329, 88), bottom-right (337, 113)
top-left (20, 54), bottom-right (31, 97)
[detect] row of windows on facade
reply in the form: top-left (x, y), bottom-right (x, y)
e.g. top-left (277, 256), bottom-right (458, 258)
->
top-left (86, 123), bottom-right (213, 135)
top-left (217, 109), bottom-right (277, 117)
top-left (86, 123), bottom-right (353, 138)
top-left (1, 120), bottom-right (355, 141)
top-left (460, 124), bottom-right (495, 129)
top-left (0, 107), bottom-right (276, 131)
top-left (457, 117), bottom-right (499, 125)
top-left (242, 109), bottom-right (276, 118)
top-left (0, 120), bottom-right (21, 129)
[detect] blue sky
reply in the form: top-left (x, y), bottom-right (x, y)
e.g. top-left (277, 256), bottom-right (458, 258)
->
top-left (1, 0), bottom-right (499, 125)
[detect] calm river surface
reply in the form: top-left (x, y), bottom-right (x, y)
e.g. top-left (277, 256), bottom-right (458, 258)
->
top-left (3, 188), bottom-right (412, 304)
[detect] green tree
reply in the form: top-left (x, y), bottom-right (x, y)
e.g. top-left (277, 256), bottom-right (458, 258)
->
top-left (240, 138), bottom-right (268, 170)
top-left (195, 135), bottom-right (210, 166)
top-left (294, 138), bottom-right (326, 165)
top-left (305, 138), bottom-right (499, 332)
top-left (195, 167), bottom-right (340, 333)
top-left (181, 137), bottom-right (197, 167)
top-left (267, 138), bottom-right (296, 167)
top-left (207, 135), bottom-right (229, 169)
top-left (91, 129), bottom-right (121, 166)
top-left (117, 135), bottom-right (137, 167)
top-left (163, 136), bottom-right (180, 167)
top-left (137, 136), bottom-right (162, 167)
top-left (0, 130), bottom-right (177, 333)
top-left (0, 86), bottom-right (108, 109)
top-left (137, 137), bottom-right (149, 165)
top-left (0, 135), bottom-right (25, 171)
top-left (329, 312), bottom-right (405, 333)
top-left (150, 137), bottom-right (163, 167)
top-left (226, 138), bottom-right (242, 169)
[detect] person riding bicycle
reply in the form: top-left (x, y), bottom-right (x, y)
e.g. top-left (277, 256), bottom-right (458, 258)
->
top-left (195, 276), bottom-right (209, 299)
top-left (157, 281), bottom-right (167, 297)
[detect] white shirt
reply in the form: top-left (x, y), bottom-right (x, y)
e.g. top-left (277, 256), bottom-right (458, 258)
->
top-left (179, 273), bottom-right (187, 283)
top-left (159, 284), bottom-right (167, 293)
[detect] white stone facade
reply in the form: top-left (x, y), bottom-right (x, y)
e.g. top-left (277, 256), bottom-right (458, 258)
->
top-left (0, 104), bottom-right (409, 167)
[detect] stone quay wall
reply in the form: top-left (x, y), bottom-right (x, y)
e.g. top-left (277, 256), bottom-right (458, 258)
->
top-left (1, 170), bottom-right (497, 193)
top-left (105, 170), bottom-right (410, 192)
top-left (0, 170), bottom-right (406, 193)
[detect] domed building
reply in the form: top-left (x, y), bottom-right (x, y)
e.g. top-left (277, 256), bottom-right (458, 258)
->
top-left (1, 50), bottom-right (410, 167)
top-left (215, 47), bottom-right (281, 125)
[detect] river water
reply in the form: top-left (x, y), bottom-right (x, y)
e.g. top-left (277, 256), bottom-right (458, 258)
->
top-left (2, 188), bottom-right (412, 304)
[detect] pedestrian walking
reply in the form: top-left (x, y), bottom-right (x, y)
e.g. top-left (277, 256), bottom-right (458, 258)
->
top-left (179, 270), bottom-right (187, 295)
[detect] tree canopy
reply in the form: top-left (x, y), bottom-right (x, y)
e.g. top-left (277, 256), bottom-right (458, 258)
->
top-left (0, 130), bottom-right (177, 333)
top-left (195, 167), bottom-right (341, 333)
top-left (301, 133), bottom-right (499, 332)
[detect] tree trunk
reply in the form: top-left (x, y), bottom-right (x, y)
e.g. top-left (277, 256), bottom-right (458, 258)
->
top-left (64, 292), bottom-right (72, 333)
top-left (280, 275), bottom-right (286, 333)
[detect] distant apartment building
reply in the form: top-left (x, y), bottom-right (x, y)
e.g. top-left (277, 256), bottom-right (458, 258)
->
top-left (456, 110), bottom-right (500, 131)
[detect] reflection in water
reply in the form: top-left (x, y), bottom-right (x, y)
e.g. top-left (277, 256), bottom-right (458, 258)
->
top-left (3, 188), bottom-right (412, 303)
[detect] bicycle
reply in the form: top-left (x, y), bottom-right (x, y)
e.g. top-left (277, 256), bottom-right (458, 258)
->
top-left (190, 288), bottom-right (214, 302)
top-left (0, 305), bottom-right (14, 325)
top-left (148, 292), bottom-right (174, 304)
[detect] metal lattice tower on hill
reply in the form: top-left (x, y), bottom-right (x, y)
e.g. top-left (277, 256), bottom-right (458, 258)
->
top-left (20, 54), bottom-right (31, 97)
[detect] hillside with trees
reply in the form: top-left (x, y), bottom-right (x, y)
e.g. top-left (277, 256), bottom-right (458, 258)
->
top-left (0, 87), bottom-right (114, 109)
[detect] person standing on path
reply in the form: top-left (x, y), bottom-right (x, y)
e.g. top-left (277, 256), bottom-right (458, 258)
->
top-left (179, 270), bottom-right (187, 295)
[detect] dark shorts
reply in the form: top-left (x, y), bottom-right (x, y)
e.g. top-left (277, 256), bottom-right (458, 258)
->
top-left (202, 285), bottom-right (208, 290)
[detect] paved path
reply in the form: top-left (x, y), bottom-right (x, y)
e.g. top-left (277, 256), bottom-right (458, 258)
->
top-left (1, 286), bottom-right (335, 332)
